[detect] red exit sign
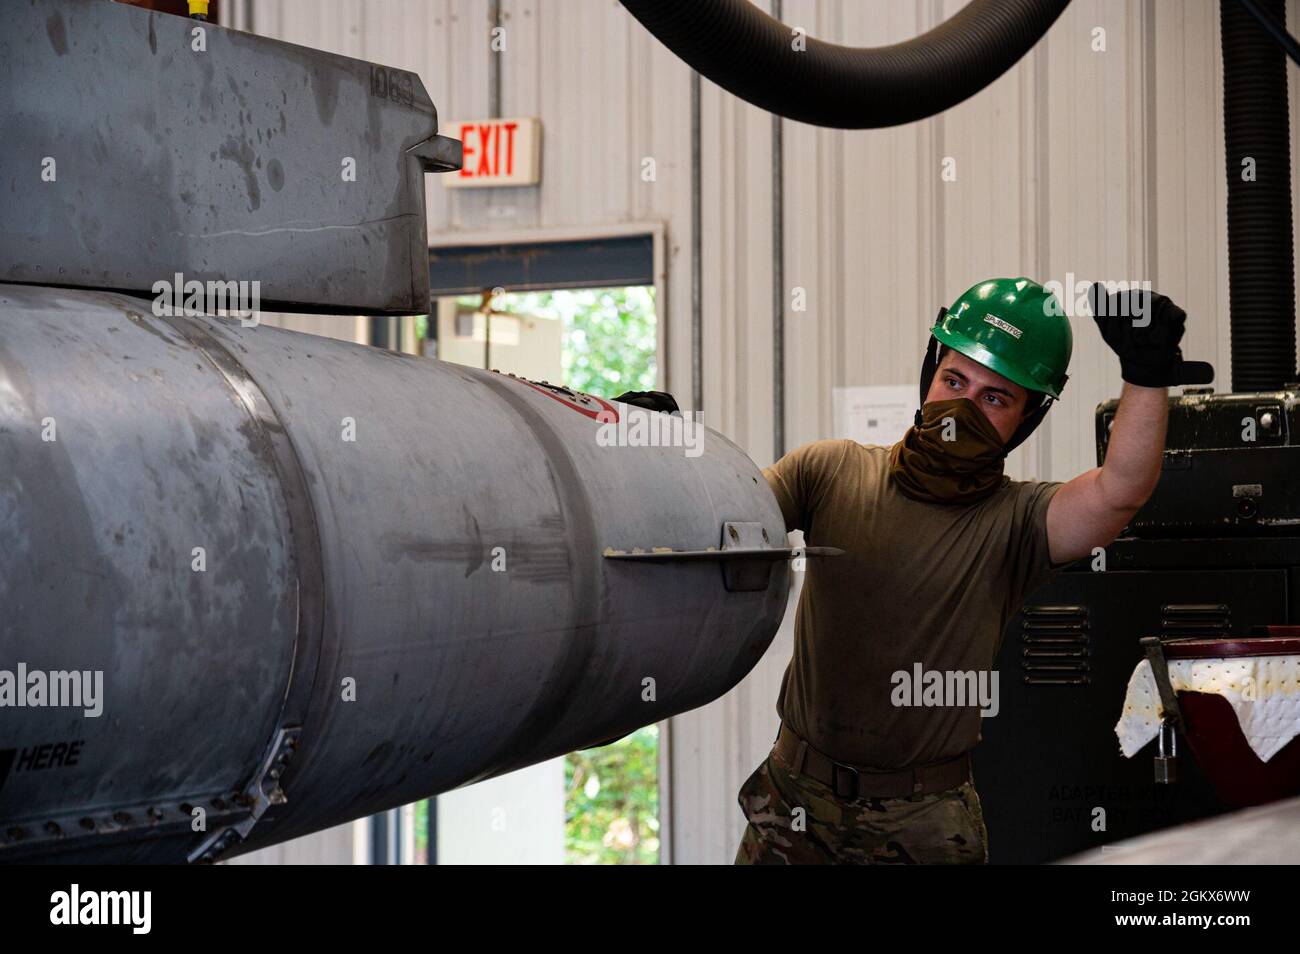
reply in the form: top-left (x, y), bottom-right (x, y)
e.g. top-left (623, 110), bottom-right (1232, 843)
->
top-left (443, 117), bottom-right (541, 188)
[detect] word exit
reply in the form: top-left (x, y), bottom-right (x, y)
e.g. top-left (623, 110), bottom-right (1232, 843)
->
top-left (443, 117), bottom-right (541, 188)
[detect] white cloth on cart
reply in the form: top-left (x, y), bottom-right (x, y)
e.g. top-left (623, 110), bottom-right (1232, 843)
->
top-left (1115, 654), bottom-right (1300, 763)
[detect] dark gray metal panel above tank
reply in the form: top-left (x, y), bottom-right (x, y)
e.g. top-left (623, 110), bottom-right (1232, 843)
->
top-left (0, 0), bottom-right (461, 315)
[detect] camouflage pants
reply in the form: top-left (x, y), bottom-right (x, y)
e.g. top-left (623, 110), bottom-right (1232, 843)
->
top-left (734, 752), bottom-right (989, 865)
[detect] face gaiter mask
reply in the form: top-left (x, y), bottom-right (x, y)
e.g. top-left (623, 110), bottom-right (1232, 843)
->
top-left (889, 398), bottom-right (1008, 504)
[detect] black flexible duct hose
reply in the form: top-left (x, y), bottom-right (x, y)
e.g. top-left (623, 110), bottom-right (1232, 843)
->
top-left (618, 0), bottom-right (1070, 129)
top-left (1237, 0), bottom-right (1300, 66)
top-left (1221, 0), bottom-right (1298, 391)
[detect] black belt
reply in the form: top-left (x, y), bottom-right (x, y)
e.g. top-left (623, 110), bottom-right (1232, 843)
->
top-left (772, 723), bottom-right (972, 799)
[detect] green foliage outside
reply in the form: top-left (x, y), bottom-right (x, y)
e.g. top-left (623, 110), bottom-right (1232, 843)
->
top-left (454, 287), bottom-right (657, 398)
top-left (565, 725), bottom-right (659, 865)
top-left (413, 799), bottom-right (429, 865)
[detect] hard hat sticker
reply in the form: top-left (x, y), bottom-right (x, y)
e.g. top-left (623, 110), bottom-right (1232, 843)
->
top-left (983, 313), bottom-right (1023, 339)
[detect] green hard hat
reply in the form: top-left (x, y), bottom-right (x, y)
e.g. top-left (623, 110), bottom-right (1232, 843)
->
top-left (933, 277), bottom-right (1072, 399)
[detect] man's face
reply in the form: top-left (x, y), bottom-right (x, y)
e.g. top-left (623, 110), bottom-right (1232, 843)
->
top-left (924, 349), bottom-right (1029, 445)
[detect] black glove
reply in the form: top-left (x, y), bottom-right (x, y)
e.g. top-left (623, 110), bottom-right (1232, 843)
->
top-left (1089, 283), bottom-right (1214, 387)
top-left (613, 389), bottom-right (681, 415)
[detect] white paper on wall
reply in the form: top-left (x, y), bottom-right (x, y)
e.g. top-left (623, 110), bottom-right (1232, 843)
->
top-left (831, 385), bottom-right (916, 448)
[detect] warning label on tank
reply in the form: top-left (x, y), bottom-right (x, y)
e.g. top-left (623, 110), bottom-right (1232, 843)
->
top-left (509, 376), bottom-right (619, 422)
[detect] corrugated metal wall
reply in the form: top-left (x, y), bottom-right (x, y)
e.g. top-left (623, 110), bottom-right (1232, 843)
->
top-left (232, 0), bottom-right (1300, 863)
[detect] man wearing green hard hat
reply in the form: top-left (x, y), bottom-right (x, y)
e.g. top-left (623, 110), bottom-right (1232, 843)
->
top-left (736, 277), bottom-right (1212, 865)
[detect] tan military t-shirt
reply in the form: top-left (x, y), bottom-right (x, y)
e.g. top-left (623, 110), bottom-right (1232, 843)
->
top-left (764, 439), bottom-right (1064, 769)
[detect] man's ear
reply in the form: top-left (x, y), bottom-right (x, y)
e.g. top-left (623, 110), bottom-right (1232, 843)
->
top-left (1021, 390), bottom-right (1044, 420)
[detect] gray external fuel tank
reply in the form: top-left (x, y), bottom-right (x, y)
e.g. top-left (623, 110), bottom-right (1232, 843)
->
top-left (0, 284), bottom-right (791, 862)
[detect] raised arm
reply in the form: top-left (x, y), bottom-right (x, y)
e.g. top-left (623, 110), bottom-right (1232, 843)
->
top-left (1045, 284), bottom-right (1212, 564)
top-left (1046, 383), bottom-right (1167, 563)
